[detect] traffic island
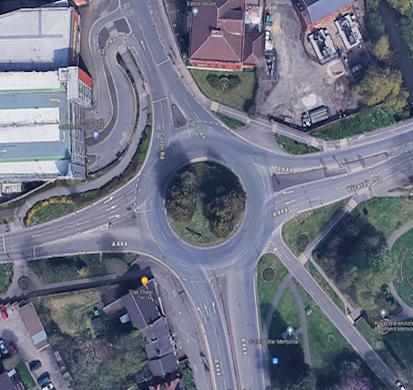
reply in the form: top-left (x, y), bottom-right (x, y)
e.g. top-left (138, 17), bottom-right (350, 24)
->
top-left (165, 161), bottom-right (246, 247)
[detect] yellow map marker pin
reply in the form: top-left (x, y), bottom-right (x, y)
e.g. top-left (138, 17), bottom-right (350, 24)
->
top-left (140, 275), bottom-right (149, 288)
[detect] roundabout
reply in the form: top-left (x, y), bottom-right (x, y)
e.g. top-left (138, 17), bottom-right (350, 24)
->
top-left (165, 161), bottom-right (246, 247)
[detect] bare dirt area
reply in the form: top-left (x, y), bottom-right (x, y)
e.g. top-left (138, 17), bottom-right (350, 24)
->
top-left (256, 0), bottom-right (351, 125)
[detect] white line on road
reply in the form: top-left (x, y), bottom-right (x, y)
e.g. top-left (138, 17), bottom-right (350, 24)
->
top-left (2, 235), bottom-right (6, 256)
top-left (103, 195), bottom-right (113, 205)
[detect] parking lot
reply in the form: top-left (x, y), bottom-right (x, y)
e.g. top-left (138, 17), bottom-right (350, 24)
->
top-left (0, 304), bottom-right (68, 390)
top-left (256, 0), bottom-right (352, 125)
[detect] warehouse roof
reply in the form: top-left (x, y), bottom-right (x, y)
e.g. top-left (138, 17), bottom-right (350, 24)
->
top-left (301, 0), bottom-right (353, 23)
top-left (0, 70), bottom-right (71, 179)
top-left (0, 5), bottom-right (77, 70)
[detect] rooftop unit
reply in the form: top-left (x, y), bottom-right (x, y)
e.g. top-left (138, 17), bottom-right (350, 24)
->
top-left (335, 13), bottom-right (363, 50)
top-left (308, 28), bottom-right (338, 64)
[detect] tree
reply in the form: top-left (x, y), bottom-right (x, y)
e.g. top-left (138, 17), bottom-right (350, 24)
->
top-left (166, 169), bottom-right (198, 221)
top-left (387, 0), bottom-right (413, 14)
top-left (206, 190), bottom-right (246, 237)
top-left (372, 35), bottom-right (391, 61)
top-left (355, 66), bottom-right (409, 114)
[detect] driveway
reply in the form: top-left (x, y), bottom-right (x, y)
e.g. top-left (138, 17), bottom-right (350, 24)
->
top-left (0, 304), bottom-right (68, 390)
top-left (257, 0), bottom-right (350, 125)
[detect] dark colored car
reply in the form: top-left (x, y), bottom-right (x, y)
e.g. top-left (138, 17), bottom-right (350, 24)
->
top-left (29, 360), bottom-right (42, 371)
top-left (37, 372), bottom-right (50, 387)
top-left (0, 306), bottom-right (8, 320)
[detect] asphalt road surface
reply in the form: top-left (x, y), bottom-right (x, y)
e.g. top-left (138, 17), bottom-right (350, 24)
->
top-left (2, 0), bottom-right (413, 388)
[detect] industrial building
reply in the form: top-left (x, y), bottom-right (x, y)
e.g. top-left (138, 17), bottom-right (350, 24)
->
top-left (0, 2), bottom-right (80, 71)
top-left (294, 0), bottom-right (354, 30)
top-left (0, 0), bottom-right (91, 185)
top-left (0, 67), bottom-right (92, 182)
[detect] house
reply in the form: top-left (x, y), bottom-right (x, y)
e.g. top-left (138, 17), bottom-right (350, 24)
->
top-left (148, 353), bottom-right (179, 378)
top-left (188, 0), bottom-right (263, 70)
top-left (121, 288), bottom-right (161, 329)
top-left (19, 302), bottom-right (49, 351)
top-left (293, 0), bottom-right (354, 30)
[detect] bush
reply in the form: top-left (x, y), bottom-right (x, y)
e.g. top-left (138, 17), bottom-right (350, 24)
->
top-left (206, 74), bottom-right (219, 88)
top-left (206, 74), bottom-right (241, 92)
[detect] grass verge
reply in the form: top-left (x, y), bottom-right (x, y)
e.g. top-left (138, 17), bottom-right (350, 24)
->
top-left (282, 199), bottom-right (347, 256)
top-left (275, 134), bottom-right (319, 154)
top-left (0, 263), bottom-right (13, 294)
top-left (256, 253), bottom-right (289, 322)
top-left (16, 361), bottom-right (35, 389)
top-left (308, 262), bottom-right (345, 313)
top-left (28, 253), bottom-right (137, 284)
top-left (310, 105), bottom-right (395, 140)
top-left (213, 112), bottom-right (245, 129)
top-left (190, 69), bottom-right (256, 112)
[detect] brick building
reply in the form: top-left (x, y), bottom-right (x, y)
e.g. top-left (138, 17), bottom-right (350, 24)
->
top-left (293, 0), bottom-right (354, 30)
top-left (189, 0), bottom-right (264, 70)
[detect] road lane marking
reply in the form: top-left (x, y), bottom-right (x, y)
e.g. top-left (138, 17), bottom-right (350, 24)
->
top-left (2, 235), bottom-right (6, 256)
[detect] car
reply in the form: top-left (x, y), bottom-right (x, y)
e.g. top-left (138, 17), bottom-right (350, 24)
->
top-left (0, 306), bottom-right (8, 320)
top-left (7, 342), bottom-right (16, 354)
top-left (395, 380), bottom-right (406, 390)
top-left (0, 339), bottom-right (9, 356)
top-left (37, 372), bottom-right (50, 387)
top-left (29, 360), bottom-right (42, 371)
top-left (41, 383), bottom-right (55, 390)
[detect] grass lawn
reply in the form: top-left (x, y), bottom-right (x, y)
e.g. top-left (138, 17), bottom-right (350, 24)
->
top-left (29, 253), bottom-right (137, 284)
top-left (358, 197), bottom-right (413, 238)
top-left (36, 289), bottom-right (102, 336)
top-left (190, 69), bottom-right (256, 111)
top-left (357, 318), bottom-right (413, 383)
top-left (267, 288), bottom-right (309, 388)
top-left (0, 263), bottom-right (13, 294)
top-left (25, 122), bottom-right (152, 227)
top-left (256, 253), bottom-right (289, 322)
top-left (308, 262), bottom-right (345, 313)
top-left (297, 285), bottom-right (386, 389)
top-left (310, 105), bottom-right (395, 140)
top-left (313, 197), bottom-right (413, 323)
top-left (392, 228), bottom-right (413, 308)
top-left (16, 360), bottom-right (35, 389)
top-left (275, 134), bottom-right (319, 154)
top-left (28, 255), bottom-right (109, 284)
top-left (213, 112), bottom-right (245, 129)
top-left (282, 199), bottom-right (347, 256)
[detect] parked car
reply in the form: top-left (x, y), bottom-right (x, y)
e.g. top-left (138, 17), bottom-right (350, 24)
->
top-left (37, 372), bottom-right (50, 387)
top-left (7, 342), bottom-right (16, 354)
top-left (0, 339), bottom-right (9, 356)
top-left (0, 306), bottom-right (9, 320)
top-left (29, 360), bottom-right (42, 371)
top-left (42, 383), bottom-right (55, 390)
top-left (395, 380), bottom-right (406, 390)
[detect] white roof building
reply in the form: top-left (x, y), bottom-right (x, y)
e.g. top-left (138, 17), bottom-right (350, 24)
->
top-left (0, 3), bottom-right (80, 70)
top-left (0, 68), bottom-right (91, 181)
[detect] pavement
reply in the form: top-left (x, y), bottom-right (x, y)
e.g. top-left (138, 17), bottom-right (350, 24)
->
top-left (2, 0), bottom-right (413, 388)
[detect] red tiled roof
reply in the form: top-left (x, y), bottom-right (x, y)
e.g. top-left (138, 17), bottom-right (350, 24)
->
top-left (243, 31), bottom-right (263, 65)
top-left (190, 0), bottom-right (246, 64)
